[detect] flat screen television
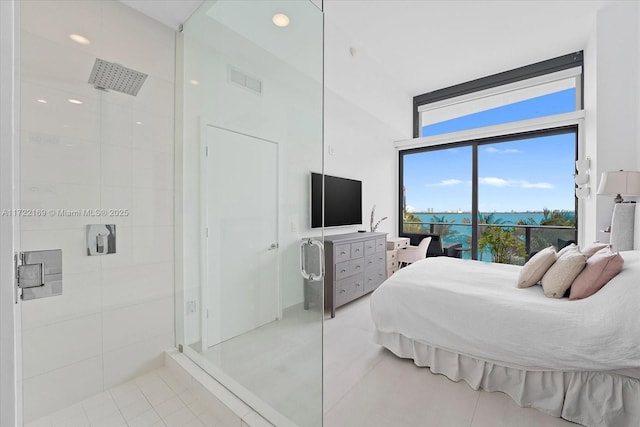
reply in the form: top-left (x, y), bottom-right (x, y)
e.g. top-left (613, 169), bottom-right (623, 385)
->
top-left (311, 172), bottom-right (362, 228)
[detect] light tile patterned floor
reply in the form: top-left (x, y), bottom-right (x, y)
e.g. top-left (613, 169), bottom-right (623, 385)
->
top-left (25, 368), bottom-right (223, 427)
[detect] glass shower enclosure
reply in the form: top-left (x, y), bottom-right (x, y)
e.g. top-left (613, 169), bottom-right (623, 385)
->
top-left (175, 1), bottom-right (324, 426)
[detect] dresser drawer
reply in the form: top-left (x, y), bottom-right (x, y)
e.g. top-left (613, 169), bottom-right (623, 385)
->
top-left (350, 242), bottom-right (364, 259)
top-left (334, 244), bottom-right (351, 263)
top-left (387, 258), bottom-right (398, 270)
top-left (363, 239), bottom-right (377, 256)
top-left (375, 238), bottom-right (386, 253)
top-left (335, 274), bottom-right (364, 306)
top-left (365, 252), bottom-right (385, 268)
top-left (387, 237), bottom-right (409, 251)
top-left (387, 249), bottom-right (397, 262)
top-left (364, 266), bottom-right (386, 293)
top-left (335, 258), bottom-right (364, 280)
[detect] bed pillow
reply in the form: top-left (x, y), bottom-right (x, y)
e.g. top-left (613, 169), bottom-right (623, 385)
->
top-left (569, 248), bottom-right (624, 300)
top-left (541, 251), bottom-right (587, 298)
top-left (557, 243), bottom-right (579, 258)
top-left (580, 242), bottom-right (610, 258)
top-left (517, 246), bottom-right (557, 288)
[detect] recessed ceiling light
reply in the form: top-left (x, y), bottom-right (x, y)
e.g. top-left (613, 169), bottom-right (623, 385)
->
top-left (69, 34), bottom-right (91, 45)
top-left (272, 13), bottom-right (290, 27)
top-left (189, 80), bottom-right (199, 86)
top-left (37, 99), bottom-right (47, 104)
top-left (67, 98), bottom-right (83, 105)
top-left (135, 121), bottom-right (143, 125)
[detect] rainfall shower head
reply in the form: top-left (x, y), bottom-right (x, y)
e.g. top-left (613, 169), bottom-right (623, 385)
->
top-left (88, 58), bottom-right (148, 96)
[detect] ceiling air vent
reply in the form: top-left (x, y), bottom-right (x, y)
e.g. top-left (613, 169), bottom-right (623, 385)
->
top-left (228, 65), bottom-right (262, 95)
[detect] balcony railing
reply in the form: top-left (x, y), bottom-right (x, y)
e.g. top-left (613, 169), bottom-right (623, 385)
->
top-left (403, 221), bottom-right (576, 265)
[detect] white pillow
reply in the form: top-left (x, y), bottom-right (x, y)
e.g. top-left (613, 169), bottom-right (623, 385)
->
top-left (517, 246), bottom-right (557, 288)
top-left (541, 251), bottom-right (587, 298)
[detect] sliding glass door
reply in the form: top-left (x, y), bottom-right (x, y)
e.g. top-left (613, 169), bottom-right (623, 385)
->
top-left (400, 127), bottom-right (577, 264)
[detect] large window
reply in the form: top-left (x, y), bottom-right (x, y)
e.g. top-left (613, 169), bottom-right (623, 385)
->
top-left (401, 53), bottom-right (582, 264)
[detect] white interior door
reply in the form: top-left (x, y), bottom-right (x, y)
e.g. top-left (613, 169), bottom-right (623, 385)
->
top-left (204, 125), bottom-right (279, 347)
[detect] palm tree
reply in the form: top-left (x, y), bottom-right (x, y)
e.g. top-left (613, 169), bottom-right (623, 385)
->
top-left (429, 215), bottom-right (458, 240)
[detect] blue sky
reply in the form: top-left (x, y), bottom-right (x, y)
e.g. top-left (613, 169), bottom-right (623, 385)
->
top-left (405, 90), bottom-right (576, 213)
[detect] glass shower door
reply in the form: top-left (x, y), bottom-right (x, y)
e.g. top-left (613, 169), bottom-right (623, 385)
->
top-left (176, 1), bottom-right (324, 426)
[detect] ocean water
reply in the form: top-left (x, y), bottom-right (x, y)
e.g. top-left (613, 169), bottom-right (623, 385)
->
top-left (411, 211), bottom-right (576, 249)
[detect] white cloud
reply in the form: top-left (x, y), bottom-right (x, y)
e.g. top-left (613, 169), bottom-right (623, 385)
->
top-left (479, 176), bottom-right (554, 189)
top-left (405, 205), bottom-right (416, 213)
top-left (479, 177), bottom-right (509, 187)
top-left (485, 147), bottom-right (523, 154)
top-left (426, 178), bottom-right (462, 187)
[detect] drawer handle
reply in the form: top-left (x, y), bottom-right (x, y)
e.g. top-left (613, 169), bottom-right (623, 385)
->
top-left (341, 269), bottom-right (346, 273)
top-left (355, 265), bottom-right (360, 269)
top-left (368, 278), bottom-right (372, 282)
top-left (339, 290), bottom-right (345, 294)
top-left (355, 248), bottom-right (360, 252)
top-left (356, 283), bottom-right (361, 287)
top-left (340, 251), bottom-right (346, 255)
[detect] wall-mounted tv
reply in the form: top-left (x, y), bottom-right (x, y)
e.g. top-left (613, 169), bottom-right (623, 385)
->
top-left (311, 172), bottom-right (362, 228)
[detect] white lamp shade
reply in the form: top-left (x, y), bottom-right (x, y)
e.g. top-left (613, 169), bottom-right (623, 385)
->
top-left (596, 171), bottom-right (640, 196)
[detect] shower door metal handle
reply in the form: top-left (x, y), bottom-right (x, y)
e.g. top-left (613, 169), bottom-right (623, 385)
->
top-left (300, 238), bottom-right (324, 281)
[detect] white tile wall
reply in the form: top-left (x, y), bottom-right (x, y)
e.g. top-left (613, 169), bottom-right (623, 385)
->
top-left (20, 0), bottom-right (176, 422)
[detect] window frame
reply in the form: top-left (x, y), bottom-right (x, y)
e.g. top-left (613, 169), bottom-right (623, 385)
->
top-left (413, 52), bottom-right (584, 138)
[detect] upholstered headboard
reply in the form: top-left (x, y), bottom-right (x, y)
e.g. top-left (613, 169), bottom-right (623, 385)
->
top-left (634, 205), bottom-right (640, 250)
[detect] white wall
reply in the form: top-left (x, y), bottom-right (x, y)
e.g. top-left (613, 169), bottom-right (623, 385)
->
top-left (323, 17), bottom-right (412, 240)
top-left (19, 1), bottom-right (175, 421)
top-left (583, 1), bottom-right (640, 244)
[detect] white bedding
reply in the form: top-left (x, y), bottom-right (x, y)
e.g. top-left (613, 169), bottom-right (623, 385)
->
top-left (370, 250), bottom-right (640, 372)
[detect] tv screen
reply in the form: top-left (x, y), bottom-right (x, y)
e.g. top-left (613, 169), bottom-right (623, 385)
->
top-left (311, 173), bottom-right (362, 228)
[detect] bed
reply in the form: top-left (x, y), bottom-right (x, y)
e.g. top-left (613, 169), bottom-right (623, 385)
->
top-left (370, 251), bottom-right (640, 427)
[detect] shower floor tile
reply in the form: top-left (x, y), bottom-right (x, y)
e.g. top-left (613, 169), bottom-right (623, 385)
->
top-left (25, 368), bottom-right (223, 427)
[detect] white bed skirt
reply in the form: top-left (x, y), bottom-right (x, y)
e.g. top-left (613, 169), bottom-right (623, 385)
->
top-left (375, 330), bottom-right (640, 427)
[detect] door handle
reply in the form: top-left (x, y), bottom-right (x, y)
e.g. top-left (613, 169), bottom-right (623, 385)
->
top-left (299, 238), bottom-right (324, 281)
top-left (268, 243), bottom-right (278, 251)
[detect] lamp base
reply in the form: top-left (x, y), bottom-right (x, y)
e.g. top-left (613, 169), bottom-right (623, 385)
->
top-left (614, 194), bottom-right (624, 203)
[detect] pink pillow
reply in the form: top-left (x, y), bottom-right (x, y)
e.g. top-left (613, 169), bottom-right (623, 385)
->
top-left (580, 242), bottom-right (610, 258)
top-left (569, 248), bottom-right (624, 300)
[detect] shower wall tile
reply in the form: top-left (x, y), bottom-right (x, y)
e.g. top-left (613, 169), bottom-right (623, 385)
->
top-left (99, 1), bottom-right (176, 83)
top-left (134, 76), bottom-right (176, 119)
top-left (101, 263), bottom-right (174, 310)
top-left (20, 0), bottom-right (175, 422)
top-left (22, 313), bottom-right (102, 379)
top-left (21, 271), bottom-right (101, 330)
top-left (132, 108), bottom-right (175, 153)
top-left (102, 296), bottom-right (174, 353)
top-left (132, 188), bottom-right (174, 226)
top-left (132, 226), bottom-right (174, 265)
top-left (20, 182), bottom-right (101, 230)
top-left (132, 149), bottom-right (175, 189)
top-left (103, 332), bottom-right (175, 390)
top-left (101, 101), bottom-right (134, 147)
top-left (21, 131), bottom-right (100, 185)
top-left (20, 0), bottom-right (102, 58)
top-left (101, 146), bottom-right (133, 187)
top-left (23, 356), bottom-right (104, 422)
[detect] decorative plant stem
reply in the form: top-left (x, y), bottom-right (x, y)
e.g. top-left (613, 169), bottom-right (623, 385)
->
top-left (370, 205), bottom-right (388, 232)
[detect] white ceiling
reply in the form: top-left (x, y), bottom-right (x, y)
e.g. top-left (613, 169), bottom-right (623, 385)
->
top-left (118, 0), bottom-right (202, 30)
top-left (324, 0), bottom-right (609, 96)
top-left (121, 0), bottom-right (614, 135)
top-left (121, 0), bottom-right (610, 94)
